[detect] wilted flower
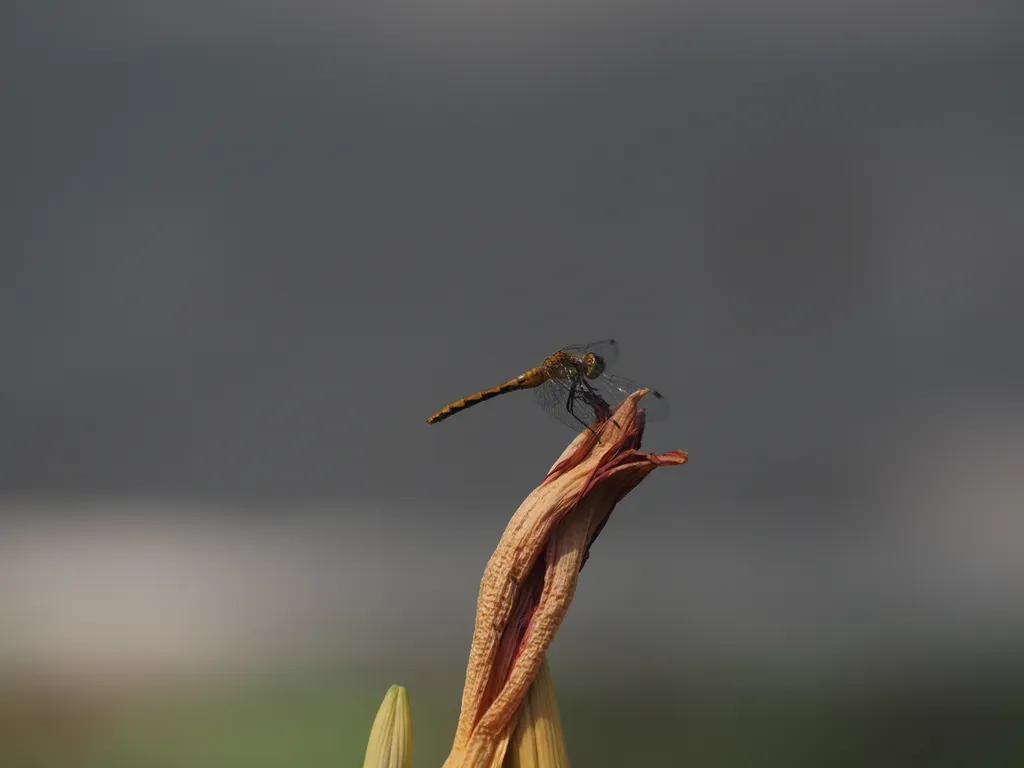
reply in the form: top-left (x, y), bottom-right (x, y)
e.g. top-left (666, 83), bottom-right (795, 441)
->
top-left (363, 684), bottom-right (413, 768)
top-left (443, 390), bottom-right (687, 768)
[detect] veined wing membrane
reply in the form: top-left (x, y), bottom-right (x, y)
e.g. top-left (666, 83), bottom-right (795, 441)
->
top-left (585, 373), bottom-right (670, 422)
top-left (534, 376), bottom-right (607, 432)
top-left (561, 339), bottom-right (620, 367)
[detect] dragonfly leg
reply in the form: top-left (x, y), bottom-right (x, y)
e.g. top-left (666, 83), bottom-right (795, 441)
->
top-left (581, 380), bottom-right (620, 429)
top-left (565, 380), bottom-right (577, 414)
top-left (565, 379), bottom-right (600, 437)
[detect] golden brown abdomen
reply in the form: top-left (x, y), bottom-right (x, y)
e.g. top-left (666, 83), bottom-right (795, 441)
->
top-left (426, 367), bottom-right (547, 424)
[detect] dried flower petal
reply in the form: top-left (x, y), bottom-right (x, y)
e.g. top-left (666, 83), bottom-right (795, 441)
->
top-left (363, 684), bottom-right (413, 768)
top-left (444, 390), bottom-right (687, 768)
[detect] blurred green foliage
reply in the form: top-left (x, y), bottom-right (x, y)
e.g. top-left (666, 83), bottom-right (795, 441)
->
top-left (3, 667), bottom-right (1022, 767)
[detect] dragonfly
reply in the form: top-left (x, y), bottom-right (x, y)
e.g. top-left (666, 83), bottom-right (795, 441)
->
top-left (426, 339), bottom-right (669, 433)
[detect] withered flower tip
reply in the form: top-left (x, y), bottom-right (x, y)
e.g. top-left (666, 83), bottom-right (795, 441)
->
top-left (443, 389), bottom-right (687, 768)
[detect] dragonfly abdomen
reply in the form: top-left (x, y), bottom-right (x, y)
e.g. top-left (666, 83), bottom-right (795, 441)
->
top-left (426, 368), bottom-right (547, 424)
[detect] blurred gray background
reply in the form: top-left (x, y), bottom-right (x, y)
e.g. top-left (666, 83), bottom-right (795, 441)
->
top-left (2, 2), bottom-right (1023, 766)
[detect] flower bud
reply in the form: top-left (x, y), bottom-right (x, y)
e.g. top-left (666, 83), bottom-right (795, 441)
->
top-left (363, 684), bottom-right (413, 768)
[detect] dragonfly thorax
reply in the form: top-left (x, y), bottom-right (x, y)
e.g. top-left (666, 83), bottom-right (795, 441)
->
top-left (582, 353), bottom-right (606, 379)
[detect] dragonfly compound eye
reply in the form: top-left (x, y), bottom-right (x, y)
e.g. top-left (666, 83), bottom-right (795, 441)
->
top-left (585, 354), bottom-right (606, 379)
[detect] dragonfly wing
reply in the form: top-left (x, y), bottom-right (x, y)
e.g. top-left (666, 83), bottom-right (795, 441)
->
top-left (585, 373), bottom-right (670, 422)
top-left (561, 339), bottom-right (619, 366)
top-left (534, 376), bottom-right (606, 432)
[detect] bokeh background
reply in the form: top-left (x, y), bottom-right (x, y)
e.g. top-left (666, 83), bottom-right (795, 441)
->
top-left (3, 2), bottom-right (1023, 766)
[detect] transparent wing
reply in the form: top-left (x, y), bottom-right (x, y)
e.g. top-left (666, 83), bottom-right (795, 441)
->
top-left (585, 373), bottom-right (670, 422)
top-left (561, 339), bottom-right (620, 367)
top-left (533, 376), bottom-right (607, 432)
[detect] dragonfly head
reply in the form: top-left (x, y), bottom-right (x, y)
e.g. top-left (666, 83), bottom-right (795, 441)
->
top-left (582, 353), bottom-right (606, 379)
